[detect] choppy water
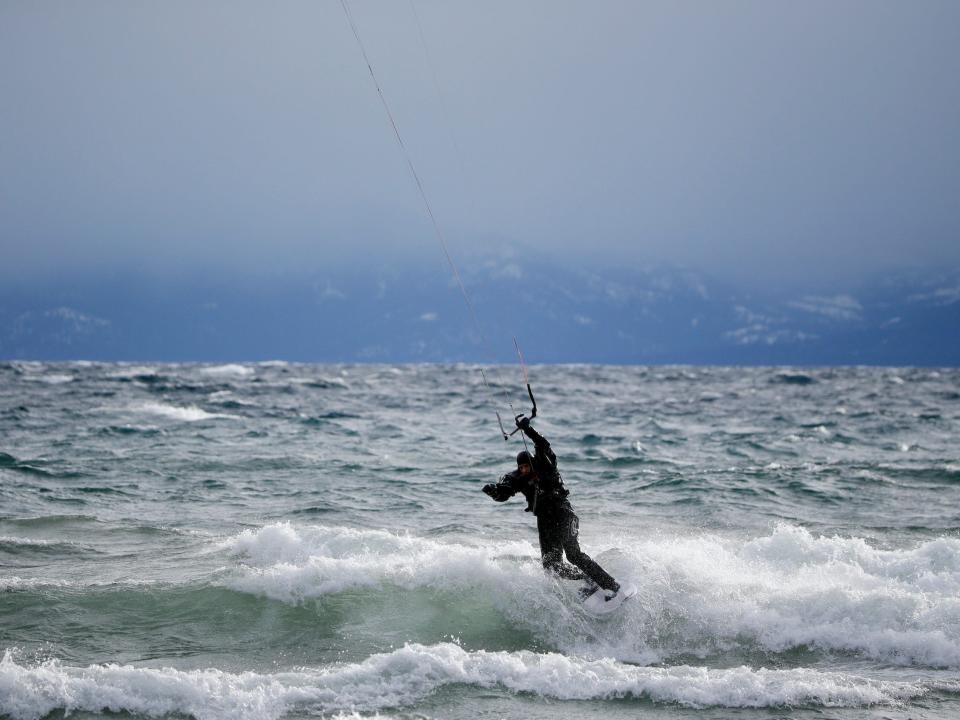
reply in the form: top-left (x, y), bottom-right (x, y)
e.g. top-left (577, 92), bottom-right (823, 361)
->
top-left (1, 361), bottom-right (959, 720)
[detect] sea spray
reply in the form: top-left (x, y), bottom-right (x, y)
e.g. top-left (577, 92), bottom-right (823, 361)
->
top-left (223, 523), bottom-right (960, 666)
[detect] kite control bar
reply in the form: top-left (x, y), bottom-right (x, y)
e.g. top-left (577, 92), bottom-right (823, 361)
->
top-left (509, 383), bottom-right (537, 436)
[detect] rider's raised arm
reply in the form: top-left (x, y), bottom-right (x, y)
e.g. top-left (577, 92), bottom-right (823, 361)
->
top-left (522, 424), bottom-right (557, 468)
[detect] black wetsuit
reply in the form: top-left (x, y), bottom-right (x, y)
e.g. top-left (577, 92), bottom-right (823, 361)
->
top-left (483, 426), bottom-right (618, 592)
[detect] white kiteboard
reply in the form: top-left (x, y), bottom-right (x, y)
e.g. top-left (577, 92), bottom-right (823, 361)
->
top-left (582, 584), bottom-right (637, 615)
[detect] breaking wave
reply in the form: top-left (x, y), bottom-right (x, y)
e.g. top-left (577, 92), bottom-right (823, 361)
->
top-left (0, 644), bottom-right (931, 720)
top-left (224, 523), bottom-right (960, 667)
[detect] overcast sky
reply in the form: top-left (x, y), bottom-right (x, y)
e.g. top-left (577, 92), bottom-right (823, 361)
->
top-left (2, 0), bottom-right (959, 291)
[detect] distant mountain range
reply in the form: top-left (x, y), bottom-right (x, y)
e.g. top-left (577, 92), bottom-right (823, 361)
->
top-left (1, 261), bottom-right (958, 365)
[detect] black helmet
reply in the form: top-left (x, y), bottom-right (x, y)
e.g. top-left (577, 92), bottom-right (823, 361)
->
top-left (516, 450), bottom-right (532, 467)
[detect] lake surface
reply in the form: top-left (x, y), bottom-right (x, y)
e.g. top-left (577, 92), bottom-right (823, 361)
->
top-left (2, 362), bottom-right (959, 719)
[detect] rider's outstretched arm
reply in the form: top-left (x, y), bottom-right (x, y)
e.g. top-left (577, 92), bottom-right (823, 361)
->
top-left (482, 473), bottom-right (521, 502)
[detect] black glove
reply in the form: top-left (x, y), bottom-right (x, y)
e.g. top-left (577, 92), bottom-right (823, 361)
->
top-left (515, 415), bottom-right (531, 431)
top-left (482, 484), bottom-right (497, 496)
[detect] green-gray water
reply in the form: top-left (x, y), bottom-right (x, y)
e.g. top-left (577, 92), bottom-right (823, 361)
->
top-left (2, 362), bottom-right (959, 719)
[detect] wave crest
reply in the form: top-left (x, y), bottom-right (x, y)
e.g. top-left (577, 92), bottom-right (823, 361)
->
top-left (223, 523), bottom-right (960, 667)
top-left (0, 644), bottom-right (927, 720)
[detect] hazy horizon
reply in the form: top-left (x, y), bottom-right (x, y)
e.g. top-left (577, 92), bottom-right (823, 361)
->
top-left (2, 1), bottom-right (958, 362)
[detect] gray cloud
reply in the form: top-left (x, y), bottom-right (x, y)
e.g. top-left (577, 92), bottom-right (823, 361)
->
top-left (1, 1), bottom-right (959, 290)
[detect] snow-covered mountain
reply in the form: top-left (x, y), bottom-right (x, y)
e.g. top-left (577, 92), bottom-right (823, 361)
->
top-left (2, 262), bottom-right (957, 365)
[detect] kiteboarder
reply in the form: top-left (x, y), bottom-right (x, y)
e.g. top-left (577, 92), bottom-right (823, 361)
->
top-left (482, 416), bottom-right (623, 602)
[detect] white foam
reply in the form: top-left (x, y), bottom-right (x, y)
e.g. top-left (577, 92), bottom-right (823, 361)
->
top-left (0, 536), bottom-right (71, 548)
top-left (10, 362), bottom-right (42, 373)
top-left (106, 365), bottom-right (159, 379)
top-left (224, 523), bottom-right (536, 601)
top-left (25, 374), bottom-right (73, 384)
top-left (222, 523), bottom-right (960, 667)
top-left (289, 376), bottom-right (348, 388)
top-left (634, 524), bottom-right (960, 667)
top-left (0, 644), bottom-right (926, 720)
top-left (0, 576), bottom-right (155, 591)
top-left (0, 577), bottom-right (74, 591)
top-left (129, 402), bottom-right (235, 423)
top-left (200, 364), bottom-right (255, 377)
top-left (206, 390), bottom-right (256, 407)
